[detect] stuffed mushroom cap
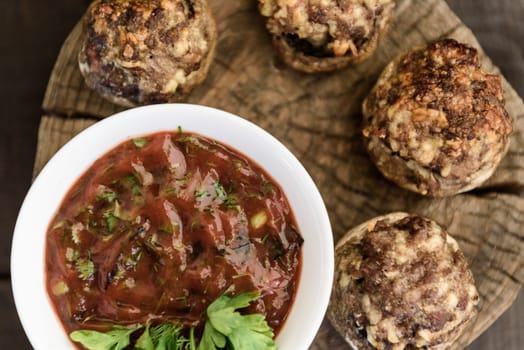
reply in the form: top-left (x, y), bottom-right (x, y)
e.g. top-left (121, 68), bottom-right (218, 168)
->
top-left (362, 39), bottom-right (513, 196)
top-left (78, 0), bottom-right (217, 107)
top-left (328, 212), bottom-right (479, 350)
top-left (258, 0), bottom-right (396, 73)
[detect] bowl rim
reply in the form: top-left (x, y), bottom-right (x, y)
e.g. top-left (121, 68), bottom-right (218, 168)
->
top-left (11, 103), bottom-right (334, 350)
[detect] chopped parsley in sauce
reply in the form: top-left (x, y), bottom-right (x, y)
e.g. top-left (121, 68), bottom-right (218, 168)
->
top-left (45, 131), bottom-right (303, 346)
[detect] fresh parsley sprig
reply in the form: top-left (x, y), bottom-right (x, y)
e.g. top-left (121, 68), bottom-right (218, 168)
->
top-left (198, 291), bottom-right (277, 350)
top-left (136, 323), bottom-right (195, 350)
top-left (70, 325), bottom-right (141, 350)
top-left (70, 323), bottom-right (194, 350)
top-left (69, 290), bottom-right (277, 350)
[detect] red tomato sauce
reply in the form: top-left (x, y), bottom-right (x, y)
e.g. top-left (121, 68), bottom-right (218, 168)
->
top-left (45, 131), bottom-right (303, 343)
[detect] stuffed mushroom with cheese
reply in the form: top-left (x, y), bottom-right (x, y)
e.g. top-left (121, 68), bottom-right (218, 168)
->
top-left (78, 0), bottom-right (217, 107)
top-left (258, 0), bottom-right (396, 73)
top-left (362, 39), bottom-right (513, 196)
top-left (329, 212), bottom-right (479, 350)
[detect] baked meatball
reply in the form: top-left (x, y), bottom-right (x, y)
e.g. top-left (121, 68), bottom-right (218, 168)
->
top-left (257, 0), bottom-right (396, 73)
top-left (78, 0), bottom-right (217, 107)
top-left (362, 39), bottom-right (513, 196)
top-left (328, 212), bottom-right (479, 350)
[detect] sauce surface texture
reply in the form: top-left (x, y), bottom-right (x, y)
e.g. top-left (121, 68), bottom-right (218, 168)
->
top-left (45, 130), bottom-right (303, 338)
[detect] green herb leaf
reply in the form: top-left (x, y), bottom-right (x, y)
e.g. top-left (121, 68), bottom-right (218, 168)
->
top-left (222, 196), bottom-right (238, 209)
top-left (96, 190), bottom-right (117, 203)
top-left (70, 325), bottom-right (140, 350)
top-left (194, 189), bottom-right (209, 201)
top-left (198, 322), bottom-right (226, 350)
top-left (188, 328), bottom-right (196, 350)
top-left (262, 183), bottom-right (274, 196)
top-left (52, 220), bottom-right (66, 230)
top-left (227, 314), bottom-right (276, 350)
top-left (75, 258), bottom-right (96, 280)
top-left (133, 138), bottom-right (148, 148)
top-left (135, 322), bottom-right (195, 350)
top-left (198, 291), bottom-right (277, 350)
top-left (176, 136), bottom-right (215, 152)
top-left (103, 211), bottom-right (119, 232)
top-left (103, 200), bottom-right (125, 232)
top-left (120, 174), bottom-right (144, 205)
top-left (212, 181), bottom-right (227, 199)
top-left (150, 323), bottom-right (192, 350)
top-left (136, 324), bottom-right (154, 350)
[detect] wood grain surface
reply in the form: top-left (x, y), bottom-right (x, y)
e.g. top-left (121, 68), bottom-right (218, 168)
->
top-left (28, 0), bottom-right (524, 349)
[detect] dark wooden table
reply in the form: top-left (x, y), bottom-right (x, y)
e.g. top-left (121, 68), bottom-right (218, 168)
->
top-left (1, 0), bottom-right (522, 348)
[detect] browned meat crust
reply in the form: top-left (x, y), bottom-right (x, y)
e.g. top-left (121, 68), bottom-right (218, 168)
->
top-left (362, 39), bottom-right (513, 196)
top-left (78, 0), bottom-right (216, 107)
top-left (329, 212), bottom-right (479, 350)
top-left (258, 0), bottom-right (395, 73)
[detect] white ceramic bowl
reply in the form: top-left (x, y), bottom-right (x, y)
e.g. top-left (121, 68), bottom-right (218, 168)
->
top-left (11, 104), bottom-right (334, 350)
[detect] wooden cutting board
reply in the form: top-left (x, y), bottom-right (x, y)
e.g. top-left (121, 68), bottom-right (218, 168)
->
top-left (35, 0), bottom-right (524, 348)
